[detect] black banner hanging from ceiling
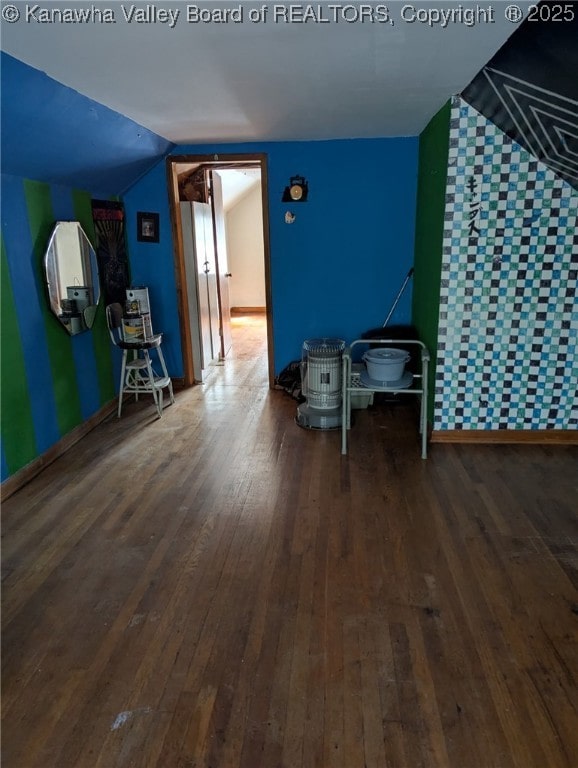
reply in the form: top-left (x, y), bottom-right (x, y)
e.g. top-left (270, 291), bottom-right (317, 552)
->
top-left (462, 4), bottom-right (578, 190)
top-left (91, 200), bottom-right (130, 306)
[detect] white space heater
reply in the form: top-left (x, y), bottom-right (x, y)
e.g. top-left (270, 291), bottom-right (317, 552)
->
top-left (296, 338), bottom-right (345, 430)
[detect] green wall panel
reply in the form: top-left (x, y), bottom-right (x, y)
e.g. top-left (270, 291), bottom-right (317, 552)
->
top-left (24, 180), bottom-right (83, 434)
top-left (412, 101), bottom-right (450, 422)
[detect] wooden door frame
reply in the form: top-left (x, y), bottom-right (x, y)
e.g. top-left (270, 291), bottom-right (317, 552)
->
top-left (166, 153), bottom-right (274, 388)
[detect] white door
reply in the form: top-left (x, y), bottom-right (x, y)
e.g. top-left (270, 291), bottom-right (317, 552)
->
top-left (199, 202), bottom-right (221, 363)
top-left (181, 201), bottom-right (221, 381)
top-left (193, 202), bottom-right (216, 369)
top-left (209, 170), bottom-right (232, 359)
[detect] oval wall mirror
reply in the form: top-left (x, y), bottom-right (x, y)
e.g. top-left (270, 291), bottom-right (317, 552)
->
top-left (43, 221), bottom-right (100, 335)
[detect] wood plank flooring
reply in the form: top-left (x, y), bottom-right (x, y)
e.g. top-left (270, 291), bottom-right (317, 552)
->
top-left (2, 313), bottom-right (578, 768)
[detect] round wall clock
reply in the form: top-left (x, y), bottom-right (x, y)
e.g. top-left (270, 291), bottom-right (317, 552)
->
top-left (289, 183), bottom-right (304, 201)
top-left (282, 175), bottom-right (309, 203)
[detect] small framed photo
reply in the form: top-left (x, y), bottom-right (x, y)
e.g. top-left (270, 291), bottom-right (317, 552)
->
top-left (137, 211), bottom-right (159, 243)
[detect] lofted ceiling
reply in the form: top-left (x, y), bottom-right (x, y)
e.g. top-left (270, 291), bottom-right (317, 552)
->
top-left (0, 1), bottom-right (533, 144)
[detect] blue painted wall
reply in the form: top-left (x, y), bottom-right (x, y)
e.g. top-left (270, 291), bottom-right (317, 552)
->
top-left (1, 52), bottom-right (174, 197)
top-left (123, 138), bottom-right (419, 375)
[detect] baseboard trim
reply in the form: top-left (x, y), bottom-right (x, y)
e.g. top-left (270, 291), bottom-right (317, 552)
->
top-left (431, 429), bottom-right (578, 445)
top-left (171, 377), bottom-right (186, 390)
top-left (231, 306), bottom-right (266, 314)
top-left (1, 399), bottom-right (118, 502)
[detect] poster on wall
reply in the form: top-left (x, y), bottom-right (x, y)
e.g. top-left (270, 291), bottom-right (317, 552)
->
top-left (91, 199), bottom-right (130, 306)
top-left (435, 96), bottom-right (578, 433)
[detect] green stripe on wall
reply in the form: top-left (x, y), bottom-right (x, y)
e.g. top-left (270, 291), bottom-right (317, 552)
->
top-left (72, 190), bottom-right (115, 403)
top-left (0, 235), bottom-right (38, 472)
top-left (24, 180), bottom-right (83, 435)
top-left (412, 100), bottom-right (451, 423)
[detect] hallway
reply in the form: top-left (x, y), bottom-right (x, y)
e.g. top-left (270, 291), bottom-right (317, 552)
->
top-left (206, 311), bottom-right (270, 390)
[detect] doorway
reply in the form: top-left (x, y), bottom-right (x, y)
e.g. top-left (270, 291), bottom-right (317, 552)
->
top-left (166, 153), bottom-right (274, 388)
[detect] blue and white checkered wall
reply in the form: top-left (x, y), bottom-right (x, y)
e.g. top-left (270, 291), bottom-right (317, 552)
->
top-left (434, 96), bottom-right (578, 431)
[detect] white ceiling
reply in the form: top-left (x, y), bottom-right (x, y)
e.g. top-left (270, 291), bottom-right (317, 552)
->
top-left (1, 1), bottom-right (532, 143)
top-left (217, 169), bottom-right (261, 211)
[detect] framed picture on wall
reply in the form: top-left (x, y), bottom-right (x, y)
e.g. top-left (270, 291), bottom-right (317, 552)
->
top-left (137, 211), bottom-right (160, 243)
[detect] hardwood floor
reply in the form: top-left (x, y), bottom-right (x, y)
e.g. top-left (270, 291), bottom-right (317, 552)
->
top-left (2, 314), bottom-right (577, 768)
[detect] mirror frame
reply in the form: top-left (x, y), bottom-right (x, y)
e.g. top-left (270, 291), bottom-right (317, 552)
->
top-left (43, 221), bottom-right (100, 336)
